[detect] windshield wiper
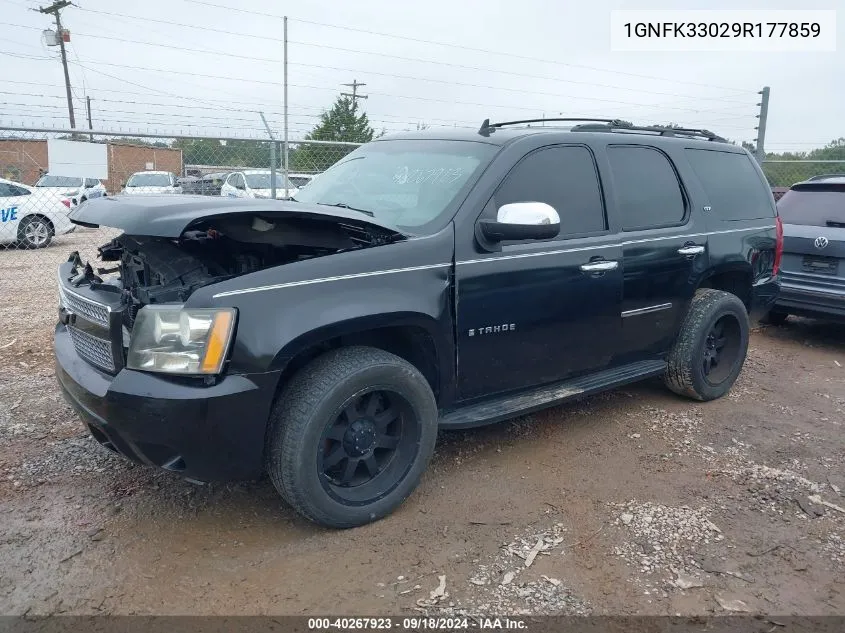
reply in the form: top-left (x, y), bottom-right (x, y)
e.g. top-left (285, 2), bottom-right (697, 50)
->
top-left (317, 202), bottom-right (374, 217)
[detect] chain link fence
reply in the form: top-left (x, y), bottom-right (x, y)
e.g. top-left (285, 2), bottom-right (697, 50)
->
top-left (2, 125), bottom-right (843, 269)
top-left (0, 127), bottom-right (361, 293)
top-left (761, 160), bottom-right (845, 201)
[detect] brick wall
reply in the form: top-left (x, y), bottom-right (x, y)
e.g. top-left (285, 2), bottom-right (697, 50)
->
top-left (106, 144), bottom-right (182, 193)
top-left (0, 138), bottom-right (183, 193)
top-left (0, 139), bottom-right (47, 186)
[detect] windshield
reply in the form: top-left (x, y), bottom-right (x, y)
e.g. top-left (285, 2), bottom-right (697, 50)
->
top-left (35, 175), bottom-right (82, 188)
top-left (778, 185), bottom-right (845, 226)
top-left (127, 173), bottom-right (172, 187)
top-left (244, 173), bottom-right (294, 189)
top-left (293, 139), bottom-right (498, 232)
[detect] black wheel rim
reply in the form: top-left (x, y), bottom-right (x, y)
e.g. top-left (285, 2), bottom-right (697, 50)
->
top-left (318, 389), bottom-right (419, 506)
top-left (702, 314), bottom-right (742, 385)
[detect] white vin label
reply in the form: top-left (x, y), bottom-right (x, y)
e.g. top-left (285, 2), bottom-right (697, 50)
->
top-left (610, 10), bottom-right (836, 52)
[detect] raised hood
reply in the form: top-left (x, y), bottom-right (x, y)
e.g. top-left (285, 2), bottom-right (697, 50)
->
top-left (70, 195), bottom-right (404, 238)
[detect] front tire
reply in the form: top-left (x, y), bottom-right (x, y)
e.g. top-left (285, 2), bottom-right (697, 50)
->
top-left (665, 289), bottom-right (750, 402)
top-left (266, 346), bottom-right (438, 528)
top-left (17, 216), bottom-right (53, 249)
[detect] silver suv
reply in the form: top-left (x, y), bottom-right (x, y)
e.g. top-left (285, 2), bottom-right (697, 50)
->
top-left (768, 175), bottom-right (845, 324)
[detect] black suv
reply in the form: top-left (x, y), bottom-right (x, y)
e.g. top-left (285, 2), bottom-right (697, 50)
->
top-left (55, 119), bottom-right (781, 528)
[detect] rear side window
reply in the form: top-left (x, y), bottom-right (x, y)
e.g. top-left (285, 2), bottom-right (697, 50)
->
top-left (777, 185), bottom-right (845, 227)
top-left (685, 149), bottom-right (774, 220)
top-left (495, 145), bottom-right (607, 236)
top-left (608, 146), bottom-right (686, 231)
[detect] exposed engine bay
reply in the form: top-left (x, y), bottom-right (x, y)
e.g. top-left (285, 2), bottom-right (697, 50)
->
top-left (93, 214), bottom-right (404, 326)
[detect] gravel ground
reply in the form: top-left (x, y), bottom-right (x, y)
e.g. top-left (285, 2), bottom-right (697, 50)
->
top-left (1, 231), bottom-right (845, 617)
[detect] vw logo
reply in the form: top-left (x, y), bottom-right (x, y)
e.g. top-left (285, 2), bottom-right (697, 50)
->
top-left (815, 236), bottom-right (829, 249)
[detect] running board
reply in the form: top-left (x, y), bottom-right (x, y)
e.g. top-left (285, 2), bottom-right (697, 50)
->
top-left (439, 360), bottom-right (667, 429)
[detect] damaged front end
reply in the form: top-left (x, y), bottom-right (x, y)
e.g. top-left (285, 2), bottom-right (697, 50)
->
top-left (58, 197), bottom-right (406, 373)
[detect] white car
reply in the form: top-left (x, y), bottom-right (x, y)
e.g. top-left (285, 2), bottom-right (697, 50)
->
top-left (121, 171), bottom-right (182, 195)
top-left (220, 170), bottom-right (298, 199)
top-left (0, 177), bottom-right (74, 248)
top-left (34, 174), bottom-right (107, 207)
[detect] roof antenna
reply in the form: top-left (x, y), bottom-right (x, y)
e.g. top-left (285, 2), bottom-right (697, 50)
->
top-left (478, 118), bottom-right (493, 136)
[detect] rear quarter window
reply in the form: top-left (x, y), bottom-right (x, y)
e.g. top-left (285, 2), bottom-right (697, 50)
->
top-left (685, 149), bottom-right (775, 221)
top-left (777, 184), bottom-right (845, 227)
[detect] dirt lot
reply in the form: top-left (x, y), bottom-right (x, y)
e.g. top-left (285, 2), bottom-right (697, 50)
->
top-left (1, 229), bottom-right (844, 617)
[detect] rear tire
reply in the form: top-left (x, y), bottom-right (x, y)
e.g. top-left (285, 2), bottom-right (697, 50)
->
top-left (17, 215), bottom-right (53, 249)
top-left (265, 346), bottom-right (438, 528)
top-left (665, 289), bottom-right (750, 402)
top-left (763, 309), bottom-right (789, 326)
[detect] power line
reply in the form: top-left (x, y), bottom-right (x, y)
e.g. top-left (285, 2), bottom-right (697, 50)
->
top-left (34, 54), bottom-right (759, 117)
top-left (0, 101), bottom-right (433, 131)
top-left (0, 88), bottom-right (484, 127)
top-left (181, 0), bottom-right (753, 95)
top-left (0, 51), bottom-right (755, 132)
top-left (1, 21), bottom-right (754, 106)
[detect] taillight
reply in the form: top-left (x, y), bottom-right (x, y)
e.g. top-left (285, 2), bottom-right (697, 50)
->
top-left (773, 215), bottom-right (784, 276)
top-left (61, 199), bottom-right (71, 208)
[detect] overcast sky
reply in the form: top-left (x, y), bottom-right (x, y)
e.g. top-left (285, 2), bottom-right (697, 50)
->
top-left (0, 0), bottom-right (842, 152)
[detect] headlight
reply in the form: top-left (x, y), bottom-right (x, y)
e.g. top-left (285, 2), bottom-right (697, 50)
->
top-left (126, 306), bottom-right (236, 375)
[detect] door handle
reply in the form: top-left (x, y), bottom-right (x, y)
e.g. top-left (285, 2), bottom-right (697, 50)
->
top-left (678, 245), bottom-right (705, 256)
top-left (580, 260), bottom-right (619, 272)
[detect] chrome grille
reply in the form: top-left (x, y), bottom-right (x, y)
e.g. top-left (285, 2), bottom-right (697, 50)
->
top-left (67, 326), bottom-right (115, 372)
top-left (60, 287), bottom-right (110, 328)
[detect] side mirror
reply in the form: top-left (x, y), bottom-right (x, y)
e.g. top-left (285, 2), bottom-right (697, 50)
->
top-left (479, 202), bottom-right (561, 242)
top-left (120, 182), bottom-right (126, 188)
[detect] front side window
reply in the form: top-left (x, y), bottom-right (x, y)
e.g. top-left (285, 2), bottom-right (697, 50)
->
top-left (493, 145), bottom-right (607, 236)
top-left (293, 139), bottom-right (498, 233)
top-left (608, 146), bottom-right (686, 231)
top-left (127, 173), bottom-right (172, 187)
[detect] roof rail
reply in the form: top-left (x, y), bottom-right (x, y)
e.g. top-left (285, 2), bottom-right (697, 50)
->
top-left (479, 117), bottom-right (629, 134)
top-left (477, 118), bottom-right (726, 142)
top-left (570, 122), bottom-right (727, 142)
top-left (806, 173), bottom-right (845, 181)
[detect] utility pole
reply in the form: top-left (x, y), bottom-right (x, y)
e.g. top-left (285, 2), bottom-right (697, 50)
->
top-left (38, 1), bottom-right (75, 129)
top-left (85, 95), bottom-right (93, 141)
top-left (283, 16), bottom-right (289, 188)
top-left (754, 86), bottom-right (770, 163)
top-left (341, 79), bottom-right (368, 108)
top-left (259, 111), bottom-right (277, 199)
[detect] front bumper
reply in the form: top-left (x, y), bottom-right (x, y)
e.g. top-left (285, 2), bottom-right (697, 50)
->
top-left (55, 323), bottom-right (280, 481)
top-left (775, 281), bottom-right (845, 321)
